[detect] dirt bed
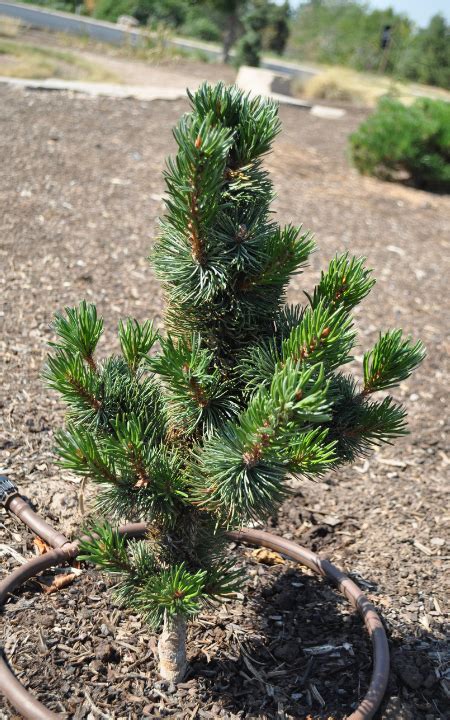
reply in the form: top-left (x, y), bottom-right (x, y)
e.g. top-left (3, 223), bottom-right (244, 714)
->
top-left (0, 85), bottom-right (449, 719)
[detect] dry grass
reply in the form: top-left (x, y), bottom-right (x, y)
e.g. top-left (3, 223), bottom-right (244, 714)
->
top-left (54, 26), bottom-right (208, 65)
top-left (0, 14), bottom-right (24, 38)
top-left (0, 38), bottom-right (119, 82)
top-left (295, 66), bottom-right (450, 108)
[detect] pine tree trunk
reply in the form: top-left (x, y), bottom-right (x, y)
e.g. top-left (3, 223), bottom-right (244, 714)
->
top-left (222, 10), bottom-right (239, 64)
top-left (157, 612), bottom-right (188, 684)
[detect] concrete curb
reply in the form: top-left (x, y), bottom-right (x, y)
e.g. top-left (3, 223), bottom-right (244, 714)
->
top-left (0, 76), bottom-right (187, 101)
top-left (0, 76), bottom-right (345, 118)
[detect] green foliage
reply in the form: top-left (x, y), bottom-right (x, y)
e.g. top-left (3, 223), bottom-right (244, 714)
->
top-left (119, 318), bottom-right (158, 372)
top-left (149, 334), bottom-right (239, 436)
top-left (144, 0), bottom-right (189, 28)
top-left (51, 300), bottom-right (103, 368)
top-left (191, 362), bottom-right (335, 524)
top-left (79, 522), bottom-right (129, 573)
top-left (350, 97), bottom-right (450, 192)
top-left (44, 350), bottom-right (101, 425)
top-left (45, 83), bottom-right (423, 632)
top-left (288, 2), bottom-right (412, 73)
top-left (235, 27), bottom-right (262, 68)
top-left (328, 375), bottom-right (408, 462)
top-left (234, 1), bottom-right (266, 67)
top-left (182, 15), bottom-right (222, 43)
top-left (396, 14), bottom-right (450, 89)
top-left (84, 0), bottom-right (289, 66)
top-left (307, 253), bottom-right (375, 312)
top-left (263, 0), bottom-right (290, 55)
top-left (94, 0), bottom-right (137, 23)
top-left (21, 0), bottom-right (79, 11)
top-left (363, 330), bottom-right (426, 395)
top-left (288, 2), bottom-right (449, 90)
top-left (136, 564), bottom-right (207, 624)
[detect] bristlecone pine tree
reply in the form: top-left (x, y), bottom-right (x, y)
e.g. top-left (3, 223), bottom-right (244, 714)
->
top-left (45, 83), bottom-right (425, 683)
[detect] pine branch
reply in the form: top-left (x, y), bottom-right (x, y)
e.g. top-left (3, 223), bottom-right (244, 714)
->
top-left (285, 428), bottom-right (337, 478)
top-left (119, 318), bottom-right (158, 372)
top-left (274, 304), bottom-right (305, 337)
top-left (55, 424), bottom-right (118, 484)
top-left (362, 329), bottom-right (425, 395)
top-left (307, 253), bottom-right (375, 312)
top-left (51, 301), bottom-right (103, 371)
top-left (95, 440), bottom-right (187, 524)
top-left (163, 112), bottom-right (234, 264)
top-left (237, 225), bottom-right (315, 291)
top-left (96, 357), bottom-right (166, 439)
top-left (135, 563), bottom-right (207, 627)
top-left (78, 521), bottom-right (131, 574)
top-left (44, 350), bottom-right (102, 424)
top-left (282, 301), bottom-right (355, 372)
top-left (150, 334), bottom-right (240, 436)
top-left (203, 560), bottom-right (243, 599)
top-left (212, 204), bottom-right (277, 275)
top-left (329, 374), bottom-right (408, 461)
top-left (237, 336), bottom-right (281, 396)
top-left (191, 361), bottom-right (331, 525)
top-left (238, 300), bottom-right (355, 395)
top-left (188, 83), bottom-right (280, 164)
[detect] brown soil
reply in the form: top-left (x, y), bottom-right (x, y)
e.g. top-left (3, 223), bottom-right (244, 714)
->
top-left (0, 84), bottom-right (449, 720)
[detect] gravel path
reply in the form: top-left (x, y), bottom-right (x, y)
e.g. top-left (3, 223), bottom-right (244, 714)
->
top-left (0, 85), bottom-right (449, 719)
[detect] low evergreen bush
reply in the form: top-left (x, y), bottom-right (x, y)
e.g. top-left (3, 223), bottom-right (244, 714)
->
top-left (45, 83), bottom-right (424, 682)
top-left (350, 96), bottom-right (450, 192)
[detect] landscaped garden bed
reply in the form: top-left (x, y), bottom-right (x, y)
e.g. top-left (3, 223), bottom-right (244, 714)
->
top-left (0, 81), bottom-right (448, 712)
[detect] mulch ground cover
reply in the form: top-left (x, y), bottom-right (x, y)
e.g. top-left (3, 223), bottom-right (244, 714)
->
top-left (0, 83), bottom-right (449, 719)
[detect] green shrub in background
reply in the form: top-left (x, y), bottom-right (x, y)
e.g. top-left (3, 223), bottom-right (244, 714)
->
top-left (350, 97), bottom-right (450, 193)
top-left (21, 0), bottom-right (80, 11)
top-left (181, 15), bottom-right (222, 43)
top-left (94, 0), bottom-right (136, 23)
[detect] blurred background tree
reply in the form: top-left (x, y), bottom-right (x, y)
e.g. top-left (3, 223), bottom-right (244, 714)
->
top-left (235, 1), bottom-right (269, 68)
top-left (264, 1), bottom-right (290, 54)
top-left (92, 0), bottom-right (290, 65)
top-left (287, 1), bottom-right (449, 89)
top-left (395, 14), bottom-right (450, 88)
top-left (287, 1), bottom-right (413, 74)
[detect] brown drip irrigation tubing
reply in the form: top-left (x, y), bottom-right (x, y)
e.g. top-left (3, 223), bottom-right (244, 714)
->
top-left (1, 490), bottom-right (389, 720)
top-left (228, 529), bottom-right (390, 720)
top-left (7, 494), bottom-right (70, 549)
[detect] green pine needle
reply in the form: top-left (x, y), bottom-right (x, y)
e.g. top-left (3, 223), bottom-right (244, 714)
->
top-left (307, 253), bottom-right (375, 312)
top-left (191, 361), bottom-right (332, 525)
top-left (51, 300), bottom-right (103, 369)
top-left (150, 334), bottom-right (240, 436)
top-left (136, 563), bottom-right (207, 626)
top-left (78, 521), bottom-right (130, 574)
top-left (363, 329), bottom-right (426, 394)
top-left (119, 318), bottom-right (158, 372)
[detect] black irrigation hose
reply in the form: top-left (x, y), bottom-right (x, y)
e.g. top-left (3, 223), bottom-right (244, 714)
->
top-left (0, 478), bottom-right (389, 720)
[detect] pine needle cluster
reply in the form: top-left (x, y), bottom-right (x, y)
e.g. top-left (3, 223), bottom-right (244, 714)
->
top-left (45, 83), bottom-right (424, 630)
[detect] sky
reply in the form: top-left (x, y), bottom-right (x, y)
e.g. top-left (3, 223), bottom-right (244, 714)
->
top-left (367, 0), bottom-right (449, 27)
top-left (283, 1), bottom-right (450, 27)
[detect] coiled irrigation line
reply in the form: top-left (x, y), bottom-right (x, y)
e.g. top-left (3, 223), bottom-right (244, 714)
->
top-left (0, 477), bottom-right (389, 720)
